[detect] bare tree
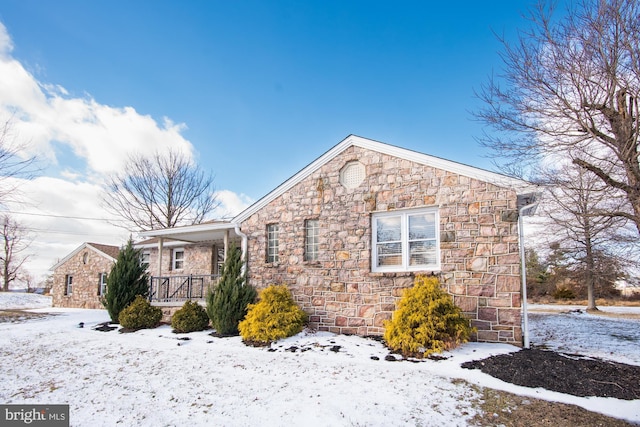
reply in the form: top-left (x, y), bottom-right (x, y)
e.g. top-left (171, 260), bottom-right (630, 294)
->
top-left (538, 157), bottom-right (631, 310)
top-left (0, 214), bottom-right (31, 291)
top-left (103, 149), bottom-right (218, 231)
top-left (476, 0), bottom-right (640, 235)
top-left (0, 118), bottom-right (37, 207)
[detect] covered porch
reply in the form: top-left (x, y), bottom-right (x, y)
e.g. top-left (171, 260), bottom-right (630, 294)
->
top-left (138, 221), bottom-right (246, 304)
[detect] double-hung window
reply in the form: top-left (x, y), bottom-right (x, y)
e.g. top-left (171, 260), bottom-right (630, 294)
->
top-left (172, 248), bottom-right (185, 270)
top-left (266, 224), bottom-right (279, 263)
top-left (98, 273), bottom-right (107, 296)
top-left (65, 275), bottom-right (73, 295)
top-left (304, 219), bottom-right (319, 262)
top-left (140, 251), bottom-right (150, 270)
top-left (372, 208), bottom-right (439, 272)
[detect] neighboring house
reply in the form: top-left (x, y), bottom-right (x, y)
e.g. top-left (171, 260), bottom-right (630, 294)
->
top-left (51, 242), bottom-right (120, 309)
top-left (141, 135), bottom-right (538, 345)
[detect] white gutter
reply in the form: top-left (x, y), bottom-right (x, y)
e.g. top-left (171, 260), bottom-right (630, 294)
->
top-left (234, 224), bottom-right (248, 277)
top-left (518, 201), bottom-right (538, 349)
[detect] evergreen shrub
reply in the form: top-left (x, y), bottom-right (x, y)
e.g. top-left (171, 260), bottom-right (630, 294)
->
top-left (171, 300), bottom-right (210, 333)
top-left (101, 238), bottom-right (149, 323)
top-left (553, 286), bottom-right (576, 300)
top-left (238, 284), bottom-right (308, 346)
top-left (206, 245), bottom-right (257, 336)
top-left (118, 295), bottom-right (162, 331)
top-left (383, 275), bottom-right (473, 358)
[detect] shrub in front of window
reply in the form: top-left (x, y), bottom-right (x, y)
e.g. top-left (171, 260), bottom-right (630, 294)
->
top-left (238, 285), bottom-right (308, 346)
top-left (171, 300), bottom-right (210, 333)
top-left (383, 275), bottom-right (473, 358)
top-left (118, 295), bottom-right (162, 331)
top-left (102, 238), bottom-right (149, 323)
top-left (206, 245), bottom-right (257, 336)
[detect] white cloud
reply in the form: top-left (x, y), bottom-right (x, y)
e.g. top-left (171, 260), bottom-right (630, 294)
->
top-left (212, 190), bottom-right (254, 219)
top-left (0, 23), bottom-right (254, 285)
top-left (6, 177), bottom-right (130, 281)
top-left (0, 22), bottom-right (193, 176)
top-left (0, 22), bottom-right (13, 55)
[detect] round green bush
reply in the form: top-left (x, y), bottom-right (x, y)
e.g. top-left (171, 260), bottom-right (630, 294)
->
top-left (238, 285), bottom-right (307, 346)
top-left (118, 295), bottom-right (163, 331)
top-left (171, 300), bottom-right (210, 333)
top-left (384, 275), bottom-right (474, 358)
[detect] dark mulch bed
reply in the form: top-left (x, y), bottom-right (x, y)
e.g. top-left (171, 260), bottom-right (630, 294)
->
top-left (462, 349), bottom-right (640, 400)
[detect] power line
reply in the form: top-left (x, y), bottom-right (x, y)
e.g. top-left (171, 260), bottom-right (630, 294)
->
top-left (3, 210), bottom-right (128, 223)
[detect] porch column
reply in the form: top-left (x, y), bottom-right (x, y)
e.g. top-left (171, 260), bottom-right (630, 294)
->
top-left (157, 237), bottom-right (164, 278)
top-left (223, 229), bottom-right (229, 262)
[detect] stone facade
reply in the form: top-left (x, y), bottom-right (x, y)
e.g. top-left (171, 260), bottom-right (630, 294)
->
top-left (142, 242), bottom-right (223, 277)
top-left (52, 243), bottom-right (118, 309)
top-left (140, 241), bottom-right (229, 323)
top-left (240, 145), bottom-right (523, 344)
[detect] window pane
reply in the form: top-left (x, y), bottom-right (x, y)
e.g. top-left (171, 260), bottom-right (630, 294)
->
top-left (409, 213), bottom-right (436, 240)
top-left (267, 224), bottom-right (279, 263)
top-left (376, 216), bottom-right (401, 242)
top-left (409, 240), bottom-right (437, 265)
top-left (174, 250), bottom-right (184, 269)
top-left (377, 242), bottom-right (402, 266)
top-left (305, 220), bottom-right (319, 261)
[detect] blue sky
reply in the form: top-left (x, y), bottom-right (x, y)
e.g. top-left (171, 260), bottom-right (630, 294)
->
top-left (0, 1), bottom-right (561, 280)
top-left (1, 1), bottom-right (542, 195)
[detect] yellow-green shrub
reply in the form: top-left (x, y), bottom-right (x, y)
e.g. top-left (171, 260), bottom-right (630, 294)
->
top-left (384, 275), bottom-right (473, 358)
top-left (171, 300), bottom-right (210, 333)
top-left (118, 295), bottom-right (162, 331)
top-left (238, 285), bottom-right (307, 345)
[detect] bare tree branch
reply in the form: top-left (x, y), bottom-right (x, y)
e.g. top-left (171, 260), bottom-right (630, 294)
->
top-left (102, 149), bottom-right (219, 231)
top-left (0, 214), bottom-right (32, 291)
top-left (475, 0), bottom-right (640, 234)
top-left (0, 118), bottom-right (38, 207)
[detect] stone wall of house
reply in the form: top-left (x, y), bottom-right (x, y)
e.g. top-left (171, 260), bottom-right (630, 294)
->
top-left (241, 145), bottom-right (523, 344)
top-left (144, 243), bottom-right (219, 277)
top-left (52, 249), bottom-right (114, 309)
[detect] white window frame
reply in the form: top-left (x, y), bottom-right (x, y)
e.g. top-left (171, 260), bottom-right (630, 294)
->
top-left (65, 275), bottom-right (73, 295)
top-left (371, 208), bottom-right (440, 273)
top-left (304, 219), bottom-right (319, 262)
top-left (99, 273), bottom-right (107, 296)
top-left (172, 248), bottom-right (185, 270)
top-left (266, 224), bottom-right (279, 263)
top-left (140, 251), bottom-right (150, 270)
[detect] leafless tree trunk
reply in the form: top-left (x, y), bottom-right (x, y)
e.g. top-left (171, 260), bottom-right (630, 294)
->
top-left (102, 149), bottom-right (218, 231)
top-left (0, 214), bottom-right (31, 292)
top-left (537, 157), bottom-right (632, 310)
top-left (475, 0), bottom-right (640, 235)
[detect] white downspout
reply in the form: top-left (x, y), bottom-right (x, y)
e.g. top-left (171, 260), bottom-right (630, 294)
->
top-left (518, 202), bottom-right (537, 349)
top-left (234, 224), bottom-right (248, 277)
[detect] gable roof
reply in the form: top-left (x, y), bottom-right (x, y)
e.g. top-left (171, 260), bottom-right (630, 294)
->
top-left (233, 135), bottom-right (537, 223)
top-left (50, 242), bottom-right (120, 271)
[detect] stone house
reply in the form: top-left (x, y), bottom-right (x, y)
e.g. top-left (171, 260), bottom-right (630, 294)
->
top-left (51, 242), bottom-right (120, 309)
top-left (141, 136), bottom-right (538, 345)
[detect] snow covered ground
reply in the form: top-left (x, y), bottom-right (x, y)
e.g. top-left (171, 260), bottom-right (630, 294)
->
top-left (1, 293), bottom-right (638, 426)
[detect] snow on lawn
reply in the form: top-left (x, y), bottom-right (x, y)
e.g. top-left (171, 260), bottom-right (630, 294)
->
top-left (0, 292), bottom-right (51, 309)
top-left (1, 293), bottom-right (639, 426)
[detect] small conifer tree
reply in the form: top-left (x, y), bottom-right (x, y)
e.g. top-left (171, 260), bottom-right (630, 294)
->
top-left (171, 300), bottom-right (210, 333)
top-left (384, 275), bottom-right (473, 358)
top-left (118, 295), bottom-right (162, 330)
top-left (101, 238), bottom-right (149, 323)
top-left (206, 245), bottom-right (256, 336)
top-left (238, 284), bottom-right (308, 345)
